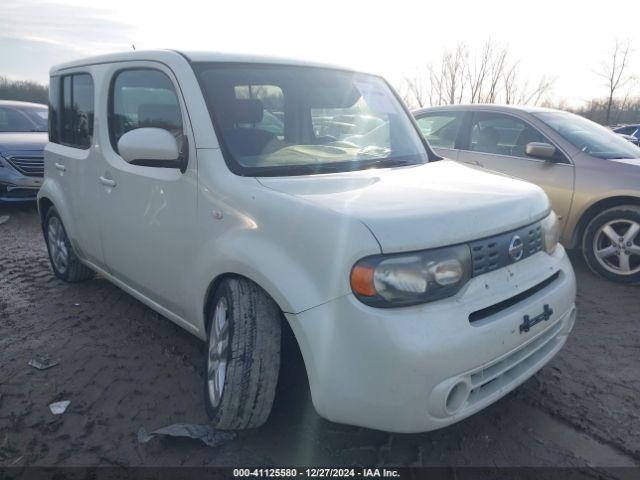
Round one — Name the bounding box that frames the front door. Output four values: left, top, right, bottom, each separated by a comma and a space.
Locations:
458, 111, 575, 232
96, 63, 198, 324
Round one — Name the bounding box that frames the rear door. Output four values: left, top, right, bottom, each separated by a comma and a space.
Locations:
414, 111, 465, 160
96, 62, 197, 323
457, 111, 575, 231
47, 71, 104, 266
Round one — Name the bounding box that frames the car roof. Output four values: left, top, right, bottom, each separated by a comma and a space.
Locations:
50, 49, 365, 75
412, 104, 564, 116
0, 100, 47, 109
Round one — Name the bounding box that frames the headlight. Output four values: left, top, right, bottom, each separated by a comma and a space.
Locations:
350, 244, 471, 307
541, 211, 560, 254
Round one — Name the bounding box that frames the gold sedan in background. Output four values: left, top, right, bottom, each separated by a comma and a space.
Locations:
413, 105, 640, 284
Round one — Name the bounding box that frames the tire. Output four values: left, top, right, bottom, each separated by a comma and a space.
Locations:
582, 205, 640, 284
44, 207, 94, 282
204, 277, 281, 429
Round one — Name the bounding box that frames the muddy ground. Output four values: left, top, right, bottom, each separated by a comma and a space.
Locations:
0, 203, 638, 469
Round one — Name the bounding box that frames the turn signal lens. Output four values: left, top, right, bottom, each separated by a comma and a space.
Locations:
350, 264, 377, 297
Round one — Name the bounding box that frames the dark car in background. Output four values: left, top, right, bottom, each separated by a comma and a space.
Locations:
613, 124, 640, 146
0, 100, 48, 201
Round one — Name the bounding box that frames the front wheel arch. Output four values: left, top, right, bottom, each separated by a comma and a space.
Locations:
571, 196, 640, 249
38, 197, 54, 226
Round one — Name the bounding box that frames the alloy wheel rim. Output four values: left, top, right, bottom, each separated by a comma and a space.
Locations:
207, 297, 230, 409
593, 219, 640, 275
47, 217, 69, 274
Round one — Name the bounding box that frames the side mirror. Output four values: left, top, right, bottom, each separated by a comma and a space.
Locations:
526, 142, 556, 160
117, 128, 180, 166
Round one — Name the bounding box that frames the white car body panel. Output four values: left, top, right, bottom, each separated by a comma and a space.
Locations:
39, 50, 576, 432
258, 159, 551, 253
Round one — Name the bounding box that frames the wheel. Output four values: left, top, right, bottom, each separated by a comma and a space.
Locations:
44, 207, 94, 282
582, 205, 640, 284
204, 277, 281, 429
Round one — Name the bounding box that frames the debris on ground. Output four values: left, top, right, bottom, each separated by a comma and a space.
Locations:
49, 400, 70, 415
137, 423, 236, 448
0, 215, 9, 226
28, 357, 59, 371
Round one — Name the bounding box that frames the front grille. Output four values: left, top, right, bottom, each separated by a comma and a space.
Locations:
469, 221, 543, 276
6, 155, 44, 177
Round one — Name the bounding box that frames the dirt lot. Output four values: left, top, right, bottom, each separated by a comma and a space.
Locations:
1, 203, 639, 469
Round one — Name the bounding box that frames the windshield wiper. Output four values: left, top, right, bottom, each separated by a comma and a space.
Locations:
362, 157, 419, 168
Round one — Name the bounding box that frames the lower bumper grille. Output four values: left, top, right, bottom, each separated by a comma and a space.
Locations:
0, 184, 38, 199
467, 318, 565, 405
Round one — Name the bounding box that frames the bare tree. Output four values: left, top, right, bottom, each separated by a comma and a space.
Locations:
426, 43, 468, 106
503, 64, 555, 106
596, 39, 633, 125
466, 41, 494, 103
402, 73, 429, 109
396, 39, 556, 108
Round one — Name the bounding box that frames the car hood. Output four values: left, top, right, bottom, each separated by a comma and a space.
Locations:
257, 160, 551, 253
610, 158, 640, 167
0, 132, 48, 154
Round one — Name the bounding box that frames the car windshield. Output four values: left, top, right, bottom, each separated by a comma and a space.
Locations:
0, 105, 48, 133
534, 111, 640, 160
195, 63, 428, 176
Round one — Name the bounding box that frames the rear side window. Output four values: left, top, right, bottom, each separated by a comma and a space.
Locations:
109, 69, 184, 153
0, 107, 38, 133
415, 113, 463, 149
50, 73, 94, 149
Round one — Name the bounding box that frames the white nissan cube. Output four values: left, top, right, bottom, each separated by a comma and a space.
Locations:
38, 50, 576, 433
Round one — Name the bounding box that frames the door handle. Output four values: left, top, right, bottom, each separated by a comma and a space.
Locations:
99, 176, 117, 188
54, 162, 66, 172
464, 160, 482, 166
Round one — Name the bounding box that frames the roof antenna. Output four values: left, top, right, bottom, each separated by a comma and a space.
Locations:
132, 44, 136, 51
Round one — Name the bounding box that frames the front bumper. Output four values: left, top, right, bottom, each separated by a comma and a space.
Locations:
0, 166, 42, 202
286, 246, 576, 433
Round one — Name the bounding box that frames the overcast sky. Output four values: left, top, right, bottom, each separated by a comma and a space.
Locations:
0, 0, 638, 106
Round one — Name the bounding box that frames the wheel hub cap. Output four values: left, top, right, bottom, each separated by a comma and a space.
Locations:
47, 217, 69, 273
207, 297, 230, 408
593, 219, 640, 275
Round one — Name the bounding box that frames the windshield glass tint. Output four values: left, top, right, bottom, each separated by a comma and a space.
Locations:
534, 111, 640, 159
195, 64, 428, 175
0, 106, 48, 132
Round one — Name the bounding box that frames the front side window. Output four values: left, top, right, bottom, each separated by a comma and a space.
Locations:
195, 64, 428, 176
468, 112, 550, 159
415, 113, 462, 149
57, 73, 94, 148
109, 69, 184, 156
535, 112, 640, 160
